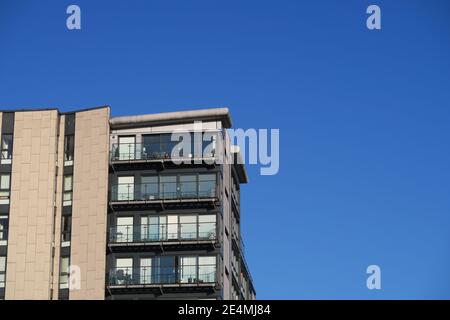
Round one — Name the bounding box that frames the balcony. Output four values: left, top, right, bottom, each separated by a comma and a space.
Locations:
108, 222, 217, 250
109, 182, 218, 208
110, 142, 217, 168
0, 152, 12, 165
107, 265, 217, 293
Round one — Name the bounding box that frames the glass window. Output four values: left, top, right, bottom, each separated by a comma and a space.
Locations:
64, 135, 74, 166
141, 134, 176, 160
141, 176, 158, 200
142, 134, 162, 159
167, 215, 178, 240
198, 256, 216, 283
0, 216, 8, 245
180, 215, 197, 239
0, 174, 10, 204
140, 216, 149, 241
117, 176, 134, 201
180, 175, 197, 198
0, 256, 5, 288
198, 174, 216, 198
63, 176, 72, 191
179, 256, 197, 283
160, 176, 177, 199
115, 217, 133, 243
59, 257, 70, 289
61, 216, 71, 247
114, 258, 133, 285
199, 215, 216, 239
63, 175, 73, 206
160, 134, 174, 159
0, 174, 10, 190
140, 258, 152, 284
118, 136, 135, 161
1, 134, 13, 164
154, 256, 175, 284
141, 216, 167, 241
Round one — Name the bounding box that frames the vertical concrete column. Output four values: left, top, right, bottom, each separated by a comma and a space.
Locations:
51, 115, 66, 299
70, 107, 109, 300
6, 110, 59, 300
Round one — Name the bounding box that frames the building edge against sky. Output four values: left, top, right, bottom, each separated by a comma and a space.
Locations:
0, 106, 255, 300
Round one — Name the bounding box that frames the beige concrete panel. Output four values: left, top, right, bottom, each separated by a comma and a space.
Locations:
6, 110, 59, 300
69, 107, 109, 300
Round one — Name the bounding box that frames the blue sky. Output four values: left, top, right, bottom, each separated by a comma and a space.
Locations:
1, 0, 450, 299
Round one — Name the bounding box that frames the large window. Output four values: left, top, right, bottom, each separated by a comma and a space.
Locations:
142, 134, 176, 160
0, 256, 5, 288
0, 216, 8, 246
160, 176, 177, 199
199, 174, 216, 197
114, 258, 133, 285
110, 214, 216, 243
198, 256, 216, 283
1, 134, 13, 164
199, 215, 216, 239
180, 215, 197, 239
154, 256, 176, 284
59, 256, 70, 289
141, 216, 167, 241
109, 256, 216, 286
117, 176, 134, 201
178, 256, 216, 284
118, 136, 135, 161
167, 215, 178, 240
140, 132, 218, 160
112, 173, 217, 202
0, 174, 10, 205
180, 175, 197, 198
140, 258, 152, 284
179, 256, 197, 283
64, 135, 74, 166
115, 217, 133, 243
63, 175, 73, 206
61, 216, 71, 247
141, 176, 158, 200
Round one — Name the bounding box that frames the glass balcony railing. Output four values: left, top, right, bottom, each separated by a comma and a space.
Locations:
110, 142, 216, 162
108, 265, 216, 286
109, 222, 217, 244
110, 182, 217, 202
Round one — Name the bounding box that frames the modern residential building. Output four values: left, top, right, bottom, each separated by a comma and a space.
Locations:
0, 106, 255, 300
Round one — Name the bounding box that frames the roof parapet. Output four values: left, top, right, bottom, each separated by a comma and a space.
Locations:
231, 145, 248, 184
110, 107, 232, 129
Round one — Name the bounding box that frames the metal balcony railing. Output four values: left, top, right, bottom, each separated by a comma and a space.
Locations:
108, 265, 216, 286
110, 182, 217, 202
109, 222, 216, 244
110, 142, 216, 162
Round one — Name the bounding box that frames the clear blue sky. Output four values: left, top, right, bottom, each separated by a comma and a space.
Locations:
1, 0, 450, 299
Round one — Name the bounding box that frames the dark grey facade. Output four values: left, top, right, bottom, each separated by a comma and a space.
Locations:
105, 108, 255, 300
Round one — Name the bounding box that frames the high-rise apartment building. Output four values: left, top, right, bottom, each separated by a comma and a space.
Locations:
0, 106, 255, 300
